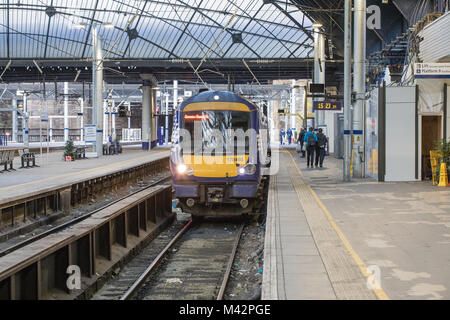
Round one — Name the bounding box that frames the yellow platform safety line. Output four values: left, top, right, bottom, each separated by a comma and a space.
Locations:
0, 150, 169, 193
285, 150, 390, 300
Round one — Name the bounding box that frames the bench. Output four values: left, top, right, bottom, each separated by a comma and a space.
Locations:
0, 149, 17, 172
103, 142, 122, 155
75, 146, 86, 159
19, 148, 38, 168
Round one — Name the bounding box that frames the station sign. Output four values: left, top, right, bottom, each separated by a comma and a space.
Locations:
84, 125, 96, 143
313, 101, 342, 111
41, 112, 49, 122
415, 63, 450, 79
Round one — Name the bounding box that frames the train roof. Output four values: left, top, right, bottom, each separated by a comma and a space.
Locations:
178, 91, 257, 112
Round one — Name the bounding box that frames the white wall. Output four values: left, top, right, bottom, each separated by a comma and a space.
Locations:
447, 85, 450, 140
385, 86, 418, 182
323, 110, 343, 154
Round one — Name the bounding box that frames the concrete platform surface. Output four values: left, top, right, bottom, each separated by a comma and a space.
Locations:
263, 147, 450, 300
0, 147, 169, 205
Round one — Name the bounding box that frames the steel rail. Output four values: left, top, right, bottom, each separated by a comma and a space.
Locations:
0, 174, 171, 258
120, 219, 193, 300
217, 223, 245, 300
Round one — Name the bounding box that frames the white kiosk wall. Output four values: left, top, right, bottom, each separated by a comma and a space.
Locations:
385, 86, 418, 182
447, 85, 450, 140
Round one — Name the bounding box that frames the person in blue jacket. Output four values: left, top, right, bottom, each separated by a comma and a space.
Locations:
304, 127, 318, 168
280, 129, 286, 145
287, 128, 293, 144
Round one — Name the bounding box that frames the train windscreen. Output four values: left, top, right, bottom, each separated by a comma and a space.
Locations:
181, 110, 252, 155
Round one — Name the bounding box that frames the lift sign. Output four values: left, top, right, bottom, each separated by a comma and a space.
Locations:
313, 101, 342, 111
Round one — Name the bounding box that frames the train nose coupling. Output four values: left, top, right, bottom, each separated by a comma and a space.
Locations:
186, 198, 196, 207
240, 199, 249, 209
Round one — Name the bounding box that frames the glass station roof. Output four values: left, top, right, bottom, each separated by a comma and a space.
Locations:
0, 0, 315, 60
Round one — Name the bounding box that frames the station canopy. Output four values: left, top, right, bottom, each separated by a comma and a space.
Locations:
0, 0, 315, 60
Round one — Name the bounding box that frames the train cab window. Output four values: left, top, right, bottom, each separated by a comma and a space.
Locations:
181, 110, 252, 155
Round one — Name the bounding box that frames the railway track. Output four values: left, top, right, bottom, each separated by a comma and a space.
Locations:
0, 173, 171, 258
92, 219, 245, 300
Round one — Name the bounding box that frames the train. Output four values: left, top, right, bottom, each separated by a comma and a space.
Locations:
170, 90, 270, 218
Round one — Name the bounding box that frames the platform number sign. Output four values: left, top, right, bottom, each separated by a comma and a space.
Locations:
313, 101, 342, 111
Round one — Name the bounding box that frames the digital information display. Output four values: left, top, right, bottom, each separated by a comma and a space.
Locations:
313, 101, 342, 111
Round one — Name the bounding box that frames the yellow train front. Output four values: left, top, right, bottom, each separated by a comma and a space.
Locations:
170, 91, 270, 217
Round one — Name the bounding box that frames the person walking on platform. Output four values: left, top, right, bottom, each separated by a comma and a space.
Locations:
304, 127, 317, 168
315, 128, 327, 168
280, 129, 286, 145
287, 128, 293, 145
297, 128, 306, 158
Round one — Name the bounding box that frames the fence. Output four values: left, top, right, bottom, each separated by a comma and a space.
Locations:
121, 128, 141, 142
0, 135, 8, 146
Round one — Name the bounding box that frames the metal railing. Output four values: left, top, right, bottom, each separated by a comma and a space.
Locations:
0, 135, 8, 146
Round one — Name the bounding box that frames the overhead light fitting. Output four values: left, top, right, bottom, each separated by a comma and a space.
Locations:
74, 69, 81, 82
312, 22, 323, 29
74, 23, 87, 29
232, 33, 243, 44
103, 23, 114, 29
33, 60, 43, 74
126, 28, 139, 40
0, 59, 12, 80
45, 6, 57, 18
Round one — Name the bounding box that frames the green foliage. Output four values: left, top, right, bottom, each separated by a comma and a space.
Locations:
434, 139, 450, 176
435, 139, 450, 165
63, 139, 75, 159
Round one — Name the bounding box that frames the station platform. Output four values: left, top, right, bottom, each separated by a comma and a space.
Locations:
0, 147, 169, 206
263, 148, 450, 300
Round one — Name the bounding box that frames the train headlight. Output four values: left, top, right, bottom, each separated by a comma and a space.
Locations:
239, 164, 256, 175
177, 164, 193, 175
177, 164, 187, 174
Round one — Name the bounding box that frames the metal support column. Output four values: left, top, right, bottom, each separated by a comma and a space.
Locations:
165, 92, 169, 145
92, 26, 103, 157
111, 100, 116, 140
352, 0, 366, 178
343, 0, 353, 182
314, 23, 325, 127
291, 80, 296, 130
319, 29, 326, 126
103, 100, 108, 143
49, 118, 53, 142
141, 83, 152, 150
80, 98, 84, 142
64, 82, 69, 142
173, 80, 178, 136
23, 94, 29, 148
127, 101, 131, 132
12, 98, 17, 142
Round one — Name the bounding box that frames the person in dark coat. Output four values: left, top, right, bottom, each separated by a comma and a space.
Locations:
304, 127, 318, 168
297, 128, 306, 158
315, 128, 328, 168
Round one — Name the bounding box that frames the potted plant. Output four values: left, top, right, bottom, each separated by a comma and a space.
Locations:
63, 139, 76, 161
434, 139, 450, 177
